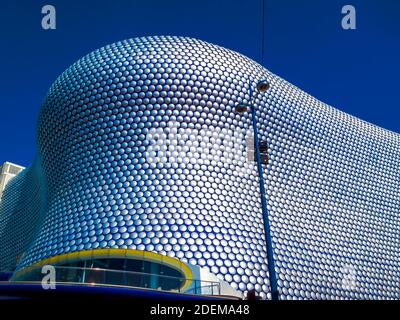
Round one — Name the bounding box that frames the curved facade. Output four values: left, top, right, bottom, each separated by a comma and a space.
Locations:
1, 36, 399, 299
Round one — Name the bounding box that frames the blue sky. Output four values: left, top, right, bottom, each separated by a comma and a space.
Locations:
0, 0, 399, 166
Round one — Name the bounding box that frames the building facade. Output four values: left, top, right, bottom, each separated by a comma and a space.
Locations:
0, 162, 25, 201
0, 36, 399, 299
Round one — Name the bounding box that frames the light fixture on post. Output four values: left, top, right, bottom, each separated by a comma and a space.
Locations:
234, 79, 278, 300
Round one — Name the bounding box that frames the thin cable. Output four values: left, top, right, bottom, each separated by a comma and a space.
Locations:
261, 0, 265, 67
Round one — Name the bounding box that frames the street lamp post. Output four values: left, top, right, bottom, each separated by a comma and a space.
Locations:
235, 80, 279, 300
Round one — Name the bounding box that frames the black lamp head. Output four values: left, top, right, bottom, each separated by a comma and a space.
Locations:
234, 104, 249, 113
256, 80, 270, 93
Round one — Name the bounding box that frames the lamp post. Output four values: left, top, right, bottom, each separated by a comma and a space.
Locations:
235, 79, 279, 300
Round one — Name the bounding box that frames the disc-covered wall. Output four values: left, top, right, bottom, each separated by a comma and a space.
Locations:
1, 36, 399, 299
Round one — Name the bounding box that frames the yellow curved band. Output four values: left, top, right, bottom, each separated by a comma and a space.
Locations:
13, 249, 193, 292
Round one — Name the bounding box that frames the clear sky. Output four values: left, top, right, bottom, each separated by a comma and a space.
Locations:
1, 0, 399, 166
